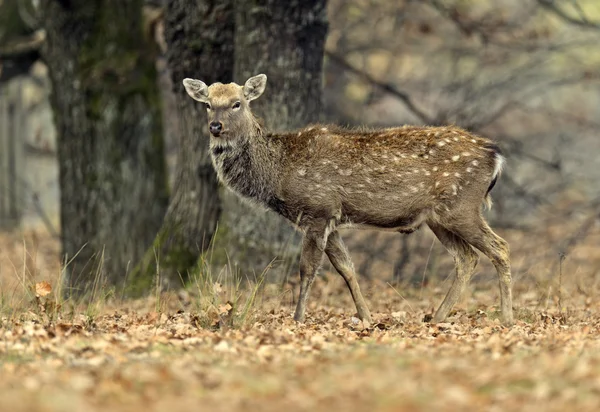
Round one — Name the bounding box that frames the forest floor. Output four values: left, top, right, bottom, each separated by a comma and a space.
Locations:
2, 228, 600, 412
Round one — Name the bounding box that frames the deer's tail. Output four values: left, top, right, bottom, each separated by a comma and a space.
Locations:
483, 144, 505, 210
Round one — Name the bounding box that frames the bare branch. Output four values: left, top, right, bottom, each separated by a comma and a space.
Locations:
426, 0, 539, 44
325, 50, 436, 125
537, 0, 600, 29
502, 174, 553, 207
0, 29, 45, 59
17, 0, 40, 30
558, 195, 600, 255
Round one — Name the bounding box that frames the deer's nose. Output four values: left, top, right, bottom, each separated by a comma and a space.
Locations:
209, 121, 223, 136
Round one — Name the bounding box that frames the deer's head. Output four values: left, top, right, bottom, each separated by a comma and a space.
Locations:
183, 74, 267, 140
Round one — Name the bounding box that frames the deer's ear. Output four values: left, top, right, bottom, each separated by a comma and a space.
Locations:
183, 78, 209, 103
243, 74, 267, 102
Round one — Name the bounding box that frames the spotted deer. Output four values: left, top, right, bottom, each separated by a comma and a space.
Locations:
182, 74, 514, 325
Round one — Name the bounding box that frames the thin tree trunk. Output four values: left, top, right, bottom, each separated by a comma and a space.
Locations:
215, 0, 328, 280
126, 0, 233, 294
41, 0, 168, 297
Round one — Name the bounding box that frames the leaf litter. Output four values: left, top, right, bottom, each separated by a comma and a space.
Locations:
1, 276, 600, 412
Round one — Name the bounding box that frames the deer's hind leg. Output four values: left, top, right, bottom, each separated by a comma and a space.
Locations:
325, 231, 372, 323
446, 217, 513, 325
428, 224, 480, 323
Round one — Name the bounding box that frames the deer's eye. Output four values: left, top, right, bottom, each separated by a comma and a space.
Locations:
232, 101, 241, 109
205, 103, 211, 110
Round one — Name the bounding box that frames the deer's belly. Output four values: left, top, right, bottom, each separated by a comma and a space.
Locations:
339, 207, 429, 233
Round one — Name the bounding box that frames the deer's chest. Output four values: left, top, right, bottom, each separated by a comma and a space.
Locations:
210, 145, 268, 203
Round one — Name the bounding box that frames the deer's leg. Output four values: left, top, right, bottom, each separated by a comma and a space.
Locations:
325, 231, 372, 323
429, 224, 479, 323
449, 218, 513, 325
293, 225, 328, 323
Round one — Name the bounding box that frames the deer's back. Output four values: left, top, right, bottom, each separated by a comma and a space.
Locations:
270, 124, 500, 229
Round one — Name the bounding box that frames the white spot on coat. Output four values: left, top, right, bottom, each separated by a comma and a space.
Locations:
452, 155, 460, 161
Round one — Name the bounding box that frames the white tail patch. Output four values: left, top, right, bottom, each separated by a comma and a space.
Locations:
492, 152, 506, 180
484, 152, 506, 210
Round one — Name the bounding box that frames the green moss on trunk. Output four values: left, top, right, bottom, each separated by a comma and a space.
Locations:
126, 0, 234, 294
124, 222, 199, 297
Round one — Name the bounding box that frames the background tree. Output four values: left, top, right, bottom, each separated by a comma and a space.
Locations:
127, 0, 234, 293
215, 0, 329, 280
40, 0, 168, 297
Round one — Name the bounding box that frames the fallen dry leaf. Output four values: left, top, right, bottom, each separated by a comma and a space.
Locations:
35, 281, 52, 297
3, 228, 600, 412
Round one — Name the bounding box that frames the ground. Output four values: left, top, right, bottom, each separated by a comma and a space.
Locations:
2, 227, 600, 412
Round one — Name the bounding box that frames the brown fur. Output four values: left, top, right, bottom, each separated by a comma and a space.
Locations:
182, 75, 513, 325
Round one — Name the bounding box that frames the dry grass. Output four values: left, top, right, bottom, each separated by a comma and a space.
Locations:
2, 227, 600, 412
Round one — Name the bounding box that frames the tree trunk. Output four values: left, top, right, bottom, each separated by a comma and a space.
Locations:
215, 0, 328, 280
126, 0, 234, 294
40, 0, 168, 298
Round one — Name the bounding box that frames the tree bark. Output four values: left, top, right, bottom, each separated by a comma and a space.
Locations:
216, 0, 328, 279
40, 0, 168, 297
126, 0, 234, 294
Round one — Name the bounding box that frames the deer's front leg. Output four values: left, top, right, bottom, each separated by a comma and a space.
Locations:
293, 226, 328, 323
325, 231, 372, 323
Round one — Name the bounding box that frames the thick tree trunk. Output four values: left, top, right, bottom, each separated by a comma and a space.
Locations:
216, 0, 328, 280
41, 0, 168, 297
126, 0, 233, 294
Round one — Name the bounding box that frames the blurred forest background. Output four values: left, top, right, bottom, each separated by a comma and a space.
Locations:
1, 0, 600, 300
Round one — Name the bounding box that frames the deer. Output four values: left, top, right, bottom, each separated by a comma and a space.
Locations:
182, 74, 514, 326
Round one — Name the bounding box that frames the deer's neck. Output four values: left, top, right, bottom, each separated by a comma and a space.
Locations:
210, 124, 281, 206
